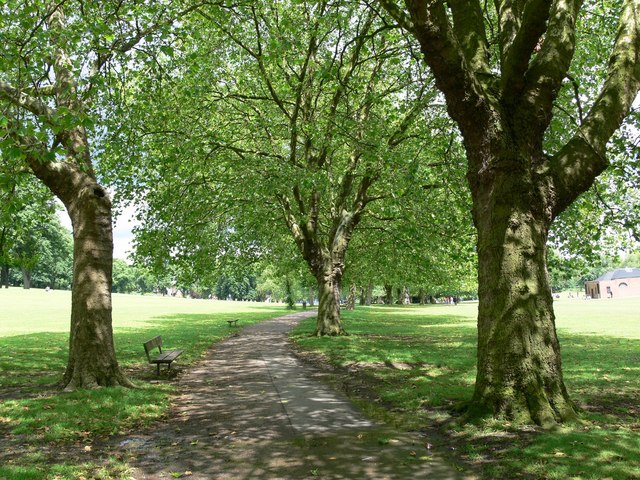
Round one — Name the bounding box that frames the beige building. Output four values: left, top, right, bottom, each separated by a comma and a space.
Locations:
584, 268, 640, 299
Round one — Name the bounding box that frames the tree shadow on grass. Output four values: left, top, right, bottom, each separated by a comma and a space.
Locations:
561, 333, 640, 418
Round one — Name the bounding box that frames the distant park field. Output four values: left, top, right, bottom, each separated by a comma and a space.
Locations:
1, 286, 638, 339
0, 287, 286, 337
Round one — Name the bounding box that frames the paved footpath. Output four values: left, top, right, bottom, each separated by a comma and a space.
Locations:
119, 311, 467, 479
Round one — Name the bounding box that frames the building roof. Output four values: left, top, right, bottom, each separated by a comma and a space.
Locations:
596, 268, 640, 281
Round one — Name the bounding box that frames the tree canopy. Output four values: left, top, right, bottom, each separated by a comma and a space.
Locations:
105, 0, 475, 335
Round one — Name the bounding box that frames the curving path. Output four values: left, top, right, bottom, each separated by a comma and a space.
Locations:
119, 310, 466, 479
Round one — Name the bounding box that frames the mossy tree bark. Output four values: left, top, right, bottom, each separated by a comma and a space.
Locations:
469, 151, 576, 425
380, 0, 640, 425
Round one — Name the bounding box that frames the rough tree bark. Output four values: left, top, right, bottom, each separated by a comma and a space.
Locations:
380, 0, 640, 425
25, 144, 133, 390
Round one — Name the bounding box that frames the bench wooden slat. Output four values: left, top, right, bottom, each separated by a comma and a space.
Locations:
152, 350, 184, 363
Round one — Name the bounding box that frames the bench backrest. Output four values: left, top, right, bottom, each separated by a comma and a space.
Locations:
143, 335, 163, 362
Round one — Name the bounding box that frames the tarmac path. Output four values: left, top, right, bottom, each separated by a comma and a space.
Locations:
120, 310, 465, 479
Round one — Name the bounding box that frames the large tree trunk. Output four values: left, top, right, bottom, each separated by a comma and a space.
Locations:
468, 161, 577, 426
380, 0, 640, 427
28, 158, 133, 390
61, 184, 132, 389
314, 262, 347, 336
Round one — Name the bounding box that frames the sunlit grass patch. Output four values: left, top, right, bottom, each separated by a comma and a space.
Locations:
0, 457, 132, 480
1, 385, 172, 442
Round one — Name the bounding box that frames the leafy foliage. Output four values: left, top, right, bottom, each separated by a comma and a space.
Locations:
0, 174, 72, 289
102, 1, 474, 307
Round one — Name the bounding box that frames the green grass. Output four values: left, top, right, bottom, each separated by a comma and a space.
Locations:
0, 287, 285, 479
291, 298, 640, 480
2, 288, 639, 479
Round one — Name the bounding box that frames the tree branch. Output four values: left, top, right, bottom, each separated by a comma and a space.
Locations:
549, 0, 640, 217
499, 0, 552, 99
318, 9, 375, 168
381, 0, 490, 140
0, 81, 57, 122
448, 0, 491, 75
376, 0, 414, 31
521, 0, 581, 131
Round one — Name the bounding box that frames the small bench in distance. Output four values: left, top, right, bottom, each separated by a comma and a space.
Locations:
226, 319, 239, 327
143, 335, 184, 376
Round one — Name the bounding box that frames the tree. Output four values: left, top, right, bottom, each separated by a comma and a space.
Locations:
0, 1, 188, 388
0, 2, 132, 388
108, 0, 457, 336
378, 0, 640, 425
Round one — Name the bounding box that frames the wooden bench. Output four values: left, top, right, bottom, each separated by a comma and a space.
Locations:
143, 336, 184, 376
226, 319, 239, 327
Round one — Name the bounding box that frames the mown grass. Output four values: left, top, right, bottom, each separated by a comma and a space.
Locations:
291, 298, 640, 480
0, 287, 285, 480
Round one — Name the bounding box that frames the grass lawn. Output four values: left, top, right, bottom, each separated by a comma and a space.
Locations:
291, 297, 640, 480
2, 288, 638, 479
0, 287, 285, 480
